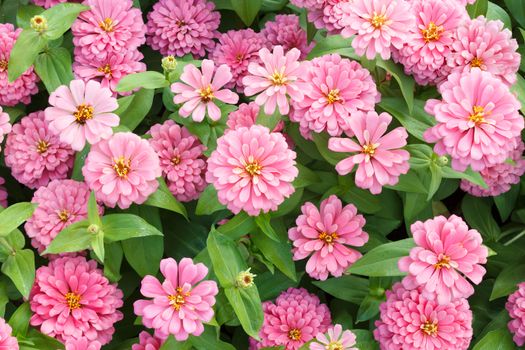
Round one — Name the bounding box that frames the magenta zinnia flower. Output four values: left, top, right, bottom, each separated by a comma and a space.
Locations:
0, 106, 11, 149
0, 177, 7, 208
424, 69, 523, 171
4, 111, 75, 189
171, 59, 239, 122
206, 125, 298, 216
261, 15, 313, 59
0, 317, 18, 350
0, 23, 39, 106
45, 79, 120, 151
25, 179, 103, 254
148, 120, 207, 202
65, 338, 101, 350
146, 0, 220, 57
507, 282, 525, 346
132, 331, 163, 350
31, 0, 82, 8
134, 258, 219, 341
398, 215, 488, 304
226, 102, 284, 132
311, 0, 353, 35
30, 256, 124, 345
250, 288, 332, 350
329, 111, 410, 194
292, 54, 380, 137
288, 195, 368, 280
72, 0, 146, 61
310, 324, 357, 350
82, 132, 161, 209
374, 281, 473, 350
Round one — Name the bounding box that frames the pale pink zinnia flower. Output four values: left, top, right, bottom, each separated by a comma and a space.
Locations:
507, 282, 525, 346
25, 179, 104, 254
374, 281, 473, 350
171, 59, 238, 122
0, 23, 39, 106
424, 69, 523, 171
341, 0, 414, 60
0, 317, 18, 350
72, 0, 146, 61
134, 258, 219, 341
82, 132, 161, 209
31, 0, 82, 9
243, 46, 307, 115
398, 215, 488, 304
261, 15, 313, 59
45, 79, 119, 151
0, 177, 7, 208
310, 324, 358, 350
148, 120, 207, 202
250, 288, 332, 350
226, 102, 284, 133
4, 111, 75, 189
132, 331, 163, 350
146, 0, 220, 57
288, 195, 368, 280
0, 106, 11, 149
292, 54, 380, 137
311, 0, 354, 35
65, 338, 102, 350
206, 125, 298, 216
329, 111, 410, 194
30, 256, 124, 345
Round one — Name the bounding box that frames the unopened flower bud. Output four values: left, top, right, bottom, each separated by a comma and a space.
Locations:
162, 56, 177, 72
235, 268, 256, 289
30, 15, 48, 33
87, 224, 100, 234
437, 156, 449, 166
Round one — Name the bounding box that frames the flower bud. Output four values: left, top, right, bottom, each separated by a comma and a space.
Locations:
162, 56, 177, 72
235, 268, 256, 289
30, 15, 48, 33
87, 224, 100, 234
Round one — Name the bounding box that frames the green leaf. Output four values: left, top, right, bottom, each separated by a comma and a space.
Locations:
103, 242, 123, 282
115, 71, 169, 92
41, 3, 89, 40
486, 2, 512, 28
1, 249, 35, 298
20, 329, 66, 350
467, 0, 488, 18
87, 191, 101, 226
356, 295, 382, 323
91, 230, 105, 262
196, 185, 226, 216
0, 202, 37, 237
159, 336, 192, 350
472, 328, 515, 350
122, 236, 163, 277
307, 35, 358, 60
386, 170, 428, 194
254, 213, 280, 242
349, 239, 415, 277
190, 325, 236, 350
378, 98, 435, 141
101, 214, 163, 242
230, 0, 262, 26
17, 5, 44, 29
216, 212, 256, 240
313, 275, 369, 304
376, 59, 415, 113
294, 164, 320, 189
256, 107, 281, 131
224, 287, 263, 340
71, 144, 90, 181
145, 178, 188, 219
504, 0, 525, 28
442, 165, 487, 189
312, 132, 348, 166
511, 74, 525, 115
494, 184, 520, 221
207, 229, 245, 286
8, 29, 47, 82
116, 88, 155, 131
34, 47, 74, 93
461, 195, 500, 241
42, 220, 92, 255
9, 302, 31, 337
490, 263, 525, 300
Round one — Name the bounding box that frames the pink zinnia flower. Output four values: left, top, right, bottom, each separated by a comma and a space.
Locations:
206, 125, 298, 216
4, 111, 75, 189
209, 29, 265, 93
447, 16, 520, 86
0, 177, 7, 208
25, 179, 103, 254
290, 0, 325, 9
134, 258, 219, 341
292, 54, 380, 137
288, 195, 368, 280
45, 79, 119, 151
507, 282, 525, 346
65, 338, 101, 350
148, 120, 207, 202
250, 288, 332, 350
261, 15, 313, 59
0, 106, 11, 148
73, 49, 146, 96
243, 46, 307, 115
82, 132, 161, 209
31, 0, 82, 8
146, 0, 220, 57
310, 0, 353, 35
374, 281, 473, 350
398, 215, 488, 304
132, 331, 163, 350
72, 0, 146, 61
30, 256, 124, 345
0, 23, 39, 106
329, 111, 410, 194
424, 69, 523, 171
171, 59, 238, 122
310, 324, 357, 350
226, 102, 284, 132
341, 0, 414, 60
0, 317, 17, 350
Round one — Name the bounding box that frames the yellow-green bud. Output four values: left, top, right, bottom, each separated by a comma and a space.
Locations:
87, 224, 100, 234
235, 268, 256, 289
30, 15, 48, 33
162, 56, 177, 72
437, 156, 449, 166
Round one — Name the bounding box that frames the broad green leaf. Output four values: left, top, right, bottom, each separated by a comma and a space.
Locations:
196, 185, 226, 216
386, 170, 428, 194
9, 302, 31, 337
254, 213, 280, 242
467, 0, 488, 18
8, 29, 46, 82
17, 4, 44, 29
2, 249, 35, 298
230, 0, 262, 26
461, 195, 500, 241
71, 144, 90, 181
87, 191, 101, 226
472, 328, 515, 350
20, 329, 65, 350
103, 242, 123, 282
337, 184, 382, 214
307, 35, 358, 60
356, 295, 383, 323
257, 271, 298, 300
41, 3, 89, 39
378, 98, 434, 141
117, 88, 155, 130
261, 0, 287, 12
442, 165, 487, 189
43, 220, 91, 254
349, 239, 414, 277
0, 202, 36, 237
34, 47, 74, 93
486, 2, 511, 28
224, 287, 263, 340
494, 184, 520, 221
207, 229, 245, 286
216, 212, 256, 240
101, 214, 163, 242
490, 263, 525, 300
313, 275, 369, 304
122, 236, 163, 277
91, 230, 105, 262
256, 107, 281, 131
294, 164, 320, 189
190, 325, 236, 350
504, 0, 525, 28
145, 178, 188, 219
511, 74, 525, 115
312, 132, 348, 166
159, 336, 192, 350
376, 59, 415, 113
115, 71, 169, 92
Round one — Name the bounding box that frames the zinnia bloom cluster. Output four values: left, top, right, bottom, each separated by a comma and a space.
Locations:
0, 317, 17, 350
132, 331, 163, 350
206, 125, 298, 216
288, 195, 368, 280
134, 258, 219, 341
506, 282, 525, 346
261, 15, 313, 59
310, 324, 358, 350
30, 256, 124, 345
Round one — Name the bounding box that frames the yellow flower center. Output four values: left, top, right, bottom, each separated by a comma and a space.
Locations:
469, 105, 488, 125
433, 254, 451, 269
318, 232, 338, 244
326, 341, 344, 350
36, 140, 50, 154
65, 292, 82, 310
58, 209, 70, 222
99, 18, 114, 32
288, 328, 302, 341
326, 89, 341, 104
421, 22, 444, 43
113, 157, 131, 178
168, 287, 190, 311
0, 60, 8, 72
74, 104, 94, 125
245, 162, 262, 176
200, 86, 214, 103
269, 71, 287, 86
97, 63, 112, 76
370, 12, 387, 28
470, 57, 484, 68
362, 144, 377, 156
421, 321, 438, 336
171, 155, 181, 165
176, 20, 186, 27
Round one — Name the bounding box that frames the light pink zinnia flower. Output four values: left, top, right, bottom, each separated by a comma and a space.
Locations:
292, 54, 380, 137
65, 338, 102, 350
243, 46, 307, 115
447, 16, 520, 86
72, 0, 146, 61
226, 102, 284, 132
209, 29, 265, 93
374, 281, 473, 350
310, 0, 353, 35
31, 0, 82, 8
0, 23, 39, 106
171, 59, 238, 122
82, 132, 161, 209
507, 282, 525, 346
288, 195, 368, 280
261, 15, 313, 59
4, 111, 75, 189
0, 106, 11, 148
424, 69, 523, 171
132, 331, 163, 350
0, 177, 7, 208
250, 288, 332, 350
45, 79, 119, 151
146, 0, 220, 57
73, 49, 146, 96
329, 111, 410, 194
310, 324, 357, 350
25, 179, 104, 254
148, 120, 207, 202
341, 0, 414, 60
398, 215, 488, 304
206, 125, 298, 216
134, 258, 219, 341
0, 317, 18, 350
30, 256, 124, 345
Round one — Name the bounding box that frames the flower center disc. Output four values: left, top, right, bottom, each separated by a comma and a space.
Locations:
288, 328, 301, 341
269, 71, 286, 86
421, 321, 439, 336
36, 139, 50, 154
99, 17, 114, 32
113, 157, 131, 178
65, 292, 82, 310
0, 60, 8, 72
470, 57, 484, 68
200, 86, 214, 103
370, 12, 387, 28
469, 105, 488, 125
327, 341, 344, 350
326, 89, 341, 104
58, 209, 70, 222
98, 64, 112, 76
434, 254, 451, 269
74, 104, 94, 125
362, 144, 377, 156
421, 22, 444, 43
318, 232, 338, 244
171, 155, 181, 165
245, 162, 262, 176
168, 287, 190, 311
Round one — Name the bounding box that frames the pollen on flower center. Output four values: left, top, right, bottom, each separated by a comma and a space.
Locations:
99, 17, 114, 32
74, 104, 94, 125
362, 144, 377, 156
470, 57, 484, 68
176, 19, 186, 27
370, 12, 387, 29
327, 341, 344, 350
421, 22, 444, 43
318, 231, 338, 244
326, 89, 342, 104
0, 59, 8, 72
113, 157, 131, 178
171, 155, 181, 165
97, 64, 112, 76
168, 287, 190, 311
236, 53, 244, 62
58, 209, 70, 222
65, 292, 82, 310
421, 320, 438, 336
200, 86, 214, 103
433, 254, 451, 269
469, 105, 488, 125
288, 328, 301, 341
245, 161, 263, 176
269, 71, 287, 86
36, 139, 50, 154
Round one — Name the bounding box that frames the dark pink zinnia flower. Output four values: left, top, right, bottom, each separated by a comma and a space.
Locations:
132, 331, 163, 350
261, 15, 313, 59
507, 282, 525, 346
65, 338, 101, 350
0, 177, 7, 208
